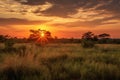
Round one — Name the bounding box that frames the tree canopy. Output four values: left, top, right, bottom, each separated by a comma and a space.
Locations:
28, 29, 52, 45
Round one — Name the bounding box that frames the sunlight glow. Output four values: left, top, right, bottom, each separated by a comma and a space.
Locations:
37, 24, 48, 30
41, 32, 45, 37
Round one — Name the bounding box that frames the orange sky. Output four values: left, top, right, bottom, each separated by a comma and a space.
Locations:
0, 0, 120, 38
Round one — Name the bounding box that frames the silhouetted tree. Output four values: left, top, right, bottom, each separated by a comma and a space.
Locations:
98, 33, 110, 39
98, 33, 111, 44
81, 32, 95, 48
44, 31, 52, 39
0, 35, 8, 42
28, 29, 52, 46
82, 31, 94, 40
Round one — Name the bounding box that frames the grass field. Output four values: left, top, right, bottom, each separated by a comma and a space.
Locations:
0, 43, 120, 80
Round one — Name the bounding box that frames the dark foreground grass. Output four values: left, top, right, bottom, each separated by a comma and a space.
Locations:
0, 43, 120, 80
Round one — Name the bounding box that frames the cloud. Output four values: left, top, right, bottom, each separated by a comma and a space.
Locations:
15, 0, 120, 18
15, 0, 47, 6
0, 18, 48, 26
30, 0, 83, 17
51, 16, 119, 27
31, 2, 53, 15
0, 0, 119, 27
95, 0, 120, 15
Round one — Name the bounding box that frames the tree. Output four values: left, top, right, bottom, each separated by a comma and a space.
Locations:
28, 29, 52, 46
81, 32, 96, 48
0, 35, 8, 42
98, 33, 111, 44
82, 31, 94, 40
98, 33, 110, 39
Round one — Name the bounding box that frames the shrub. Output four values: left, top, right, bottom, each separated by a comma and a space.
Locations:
4, 39, 15, 49
2, 39, 16, 52
81, 39, 95, 48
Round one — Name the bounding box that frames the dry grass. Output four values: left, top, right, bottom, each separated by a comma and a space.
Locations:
0, 43, 120, 80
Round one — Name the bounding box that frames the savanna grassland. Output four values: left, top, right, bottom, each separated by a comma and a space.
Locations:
0, 43, 120, 80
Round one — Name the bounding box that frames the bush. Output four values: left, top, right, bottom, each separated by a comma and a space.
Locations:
4, 39, 15, 49
81, 39, 95, 48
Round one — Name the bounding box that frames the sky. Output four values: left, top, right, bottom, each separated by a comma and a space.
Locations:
0, 0, 120, 38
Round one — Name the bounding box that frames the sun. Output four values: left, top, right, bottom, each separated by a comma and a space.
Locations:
41, 32, 45, 37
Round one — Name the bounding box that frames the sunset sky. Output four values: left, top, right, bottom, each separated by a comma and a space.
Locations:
0, 0, 120, 38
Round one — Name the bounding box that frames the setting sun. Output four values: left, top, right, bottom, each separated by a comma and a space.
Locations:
41, 32, 45, 37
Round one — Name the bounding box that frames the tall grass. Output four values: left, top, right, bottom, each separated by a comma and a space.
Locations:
0, 43, 120, 80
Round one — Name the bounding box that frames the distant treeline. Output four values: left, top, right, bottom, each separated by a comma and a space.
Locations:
0, 35, 120, 44
51, 38, 120, 44
0, 30, 120, 44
